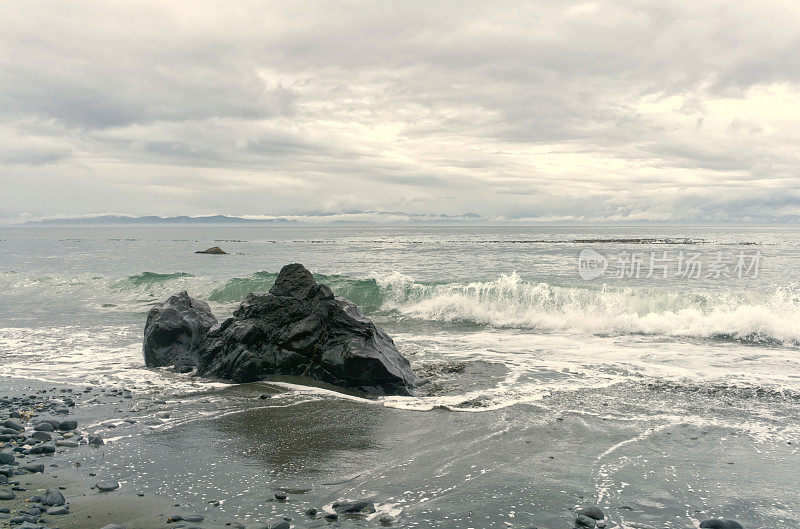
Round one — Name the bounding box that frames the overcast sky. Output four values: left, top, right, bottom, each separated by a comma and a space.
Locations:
2, 1, 800, 223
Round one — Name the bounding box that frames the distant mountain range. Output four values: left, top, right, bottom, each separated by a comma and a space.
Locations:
23, 215, 298, 226
20, 212, 486, 226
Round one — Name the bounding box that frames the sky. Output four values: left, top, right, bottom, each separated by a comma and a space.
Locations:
1, 0, 800, 224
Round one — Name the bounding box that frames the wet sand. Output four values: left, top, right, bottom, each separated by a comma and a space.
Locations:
2, 373, 796, 529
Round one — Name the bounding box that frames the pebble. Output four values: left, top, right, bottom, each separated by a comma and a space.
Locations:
576, 514, 597, 527
58, 420, 78, 431
2, 420, 23, 431
28, 443, 56, 455
184, 514, 204, 522
699, 520, 744, 529
274, 491, 287, 500
39, 489, 65, 506
579, 506, 605, 520
100, 525, 126, 529
332, 499, 376, 514
95, 480, 121, 492
379, 513, 396, 525
46, 505, 69, 515
272, 522, 290, 529
0, 490, 14, 500
34, 422, 54, 432
0, 453, 14, 465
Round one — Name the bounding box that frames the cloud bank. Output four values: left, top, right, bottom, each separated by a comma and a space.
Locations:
2, 1, 800, 223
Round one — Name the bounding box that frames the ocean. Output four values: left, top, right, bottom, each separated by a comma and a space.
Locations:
1, 225, 799, 528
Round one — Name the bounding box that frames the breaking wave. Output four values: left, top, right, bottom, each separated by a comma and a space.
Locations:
375, 272, 800, 345
3, 269, 799, 345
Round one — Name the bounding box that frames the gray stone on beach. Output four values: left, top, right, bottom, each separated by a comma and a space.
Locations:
55, 440, 78, 447
47, 505, 69, 515
699, 520, 744, 529
0, 490, 14, 500
34, 422, 54, 432
57, 420, 77, 431
95, 480, 120, 492
28, 443, 55, 455
184, 514, 204, 522
0, 453, 13, 465
274, 491, 287, 500
22, 463, 44, 473
332, 499, 376, 514
576, 514, 597, 527
379, 513, 396, 525
39, 489, 65, 506
2, 420, 23, 431
88, 435, 104, 446
100, 525, 126, 529
9, 514, 38, 524
30, 431, 51, 441
579, 506, 605, 520
271, 521, 290, 529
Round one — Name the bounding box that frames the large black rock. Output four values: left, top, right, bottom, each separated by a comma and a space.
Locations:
143, 291, 218, 372
196, 263, 418, 395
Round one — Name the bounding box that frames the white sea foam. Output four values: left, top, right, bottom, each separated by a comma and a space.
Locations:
375, 271, 800, 345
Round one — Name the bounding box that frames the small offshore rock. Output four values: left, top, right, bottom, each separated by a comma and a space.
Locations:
95, 480, 120, 492
699, 520, 744, 529
196, 246, 227, 254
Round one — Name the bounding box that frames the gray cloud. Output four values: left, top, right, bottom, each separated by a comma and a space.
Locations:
1, 0, 800, 223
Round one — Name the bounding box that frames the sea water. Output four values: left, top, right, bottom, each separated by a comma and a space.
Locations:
1, 225, 799, 528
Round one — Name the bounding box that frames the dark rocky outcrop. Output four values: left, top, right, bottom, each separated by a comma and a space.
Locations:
143, 291, 218, 372
196, 263, 418, 395
195, 246, 227, 254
